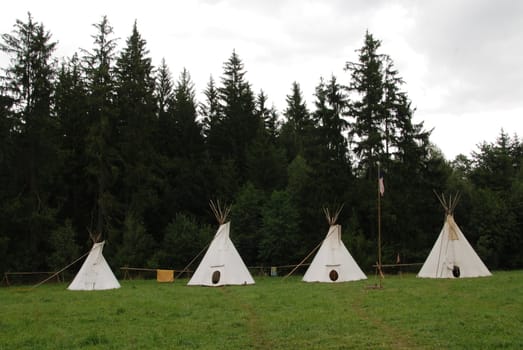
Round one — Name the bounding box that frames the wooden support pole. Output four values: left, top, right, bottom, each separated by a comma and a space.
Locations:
31, 251, 90, 290
377, 163, 383, 288
283, 240, 323, 280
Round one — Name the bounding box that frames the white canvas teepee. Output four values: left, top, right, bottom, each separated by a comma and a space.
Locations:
68, 241, 121, 291
303, 207, 367, 283
418, 193, 491, 279
187, 201, 254, 287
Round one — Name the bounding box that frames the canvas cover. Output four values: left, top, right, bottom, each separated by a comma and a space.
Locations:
187, 222, 254, 286
418, 215, 491, 278
303, 225, 367, 283
68, 241, 121, 290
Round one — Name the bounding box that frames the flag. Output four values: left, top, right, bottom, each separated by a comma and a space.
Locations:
378, 171, 385, 196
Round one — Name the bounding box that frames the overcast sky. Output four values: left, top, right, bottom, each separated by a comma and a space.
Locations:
1, 0, 521, 160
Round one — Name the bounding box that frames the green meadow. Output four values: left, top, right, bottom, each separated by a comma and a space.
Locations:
1, 271, 522, 349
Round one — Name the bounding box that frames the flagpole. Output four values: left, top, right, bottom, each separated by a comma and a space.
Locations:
377, 162, 383, 288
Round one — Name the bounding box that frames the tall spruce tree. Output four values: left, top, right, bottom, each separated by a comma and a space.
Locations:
278, 82, 320, 254
155, 58, 173, 117
203, 51, 257, 199
200, 75, 220, 140
309, 75, 352, 205
245, 122, 287, 192
346, 31, 430, 171
169, 68, 207, 216
345, 31, 438, 264
381, 56, 430, 165
151, 60, 177, 239
0, 81, 15, 274
244, 90, 286, 191
155, 59, 176, 158
279, 81, 313, 161
313, 75, 349, 163
55, 54, 90, 236
83, 16, 119, 238
345, 31, 385, 172
113, 21, 159, 263
171, 68, 203, 157
0, 13, 59, 270
215, 50, 258, 178
114, 20, 158, 218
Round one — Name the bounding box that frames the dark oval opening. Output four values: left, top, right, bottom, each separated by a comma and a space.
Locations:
329, 269, 339, 281
452, 265, 461, 278
212, 270, 221, 284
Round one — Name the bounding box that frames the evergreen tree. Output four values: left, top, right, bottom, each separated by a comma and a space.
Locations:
313, 75, 349, 163
0, 13, 56, 117
285, 155, 323, 256
116, 212, 156, 268
245, 90, 286, 191
154, 59, 176, 158
345, 31, 439, 264
279, 81, 313, 161
149, 59, 178, 239
0, 13, 59, 270
203, 51, 258, 199
114, 20, 158, 219
345, 31, 385, 172
0, 94, 15, 274
160, 213, 213, 268
171, 68, 203, 157
346, 31, 431, 172
47, 220, 80, 272
381, 56, 402, 158
467, 131, 523, 268
82, 16, 119, 238
231, 182, 266, 265
258, 190, 300, 265
169, 68, 207, 216
200, 75, 220, 139
55, 54, 90, 235
382, 57, 430, 165
470, 130, 520, 192
212, 50, 258, 178
245, 123, 287, 192
155, 58, 173, 117
309, 75, 352, 205
255, 90, 279, 139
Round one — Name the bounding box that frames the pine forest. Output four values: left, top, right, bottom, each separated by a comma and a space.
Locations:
1, 14, 522, 278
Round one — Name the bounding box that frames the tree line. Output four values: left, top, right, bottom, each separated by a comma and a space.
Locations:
0, 14, 521, 277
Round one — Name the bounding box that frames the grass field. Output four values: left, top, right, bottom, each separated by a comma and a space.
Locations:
1, 271, 522, 349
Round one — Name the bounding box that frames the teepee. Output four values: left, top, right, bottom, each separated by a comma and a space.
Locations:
418, 193, 491, 278
68, 236, 121, 291
187, 201, 254, 286
302, 207, 367, 283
